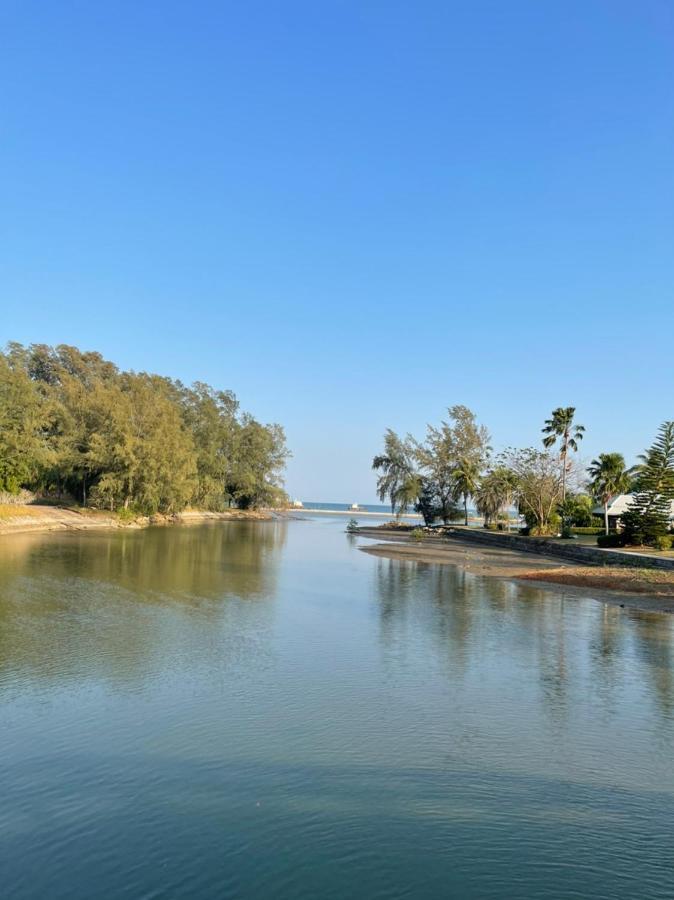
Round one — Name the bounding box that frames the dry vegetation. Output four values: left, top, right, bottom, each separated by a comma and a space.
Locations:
0, 504, 43, 520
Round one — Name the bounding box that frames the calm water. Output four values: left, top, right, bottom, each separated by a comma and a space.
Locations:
1, 517, 673, 899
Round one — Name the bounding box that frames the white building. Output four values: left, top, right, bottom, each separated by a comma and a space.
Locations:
592, 494, 674, 529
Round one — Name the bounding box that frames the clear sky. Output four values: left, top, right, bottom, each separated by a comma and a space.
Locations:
2, 1, 672, 502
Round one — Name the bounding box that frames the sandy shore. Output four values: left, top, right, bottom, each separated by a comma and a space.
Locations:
359, 539, 674, 614
0, 504, 274, 536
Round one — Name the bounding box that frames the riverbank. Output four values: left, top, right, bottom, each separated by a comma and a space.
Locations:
359, 537, 674, 613
0, 504, 274, 536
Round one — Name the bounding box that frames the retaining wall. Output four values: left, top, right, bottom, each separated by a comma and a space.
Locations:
355, 526, 674, 571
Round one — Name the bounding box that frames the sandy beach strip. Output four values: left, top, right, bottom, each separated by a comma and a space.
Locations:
0, 504, 273, 536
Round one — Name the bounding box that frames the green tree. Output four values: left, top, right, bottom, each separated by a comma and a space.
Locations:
621, 423, 674, 546
415, 478, 440, 526
181, 382, 240, 510
503, 447, 563, 535
542, 407, 585, 503
0, 355, 47, 492
452, 456, 481, 526
475, 466, 517, 528
587, 453, 633, 535
372, 429, 417, 518
89, 374, 197, 514
414, 405, 490, 525
0, 342, 289, 513
228, 417, 289, 509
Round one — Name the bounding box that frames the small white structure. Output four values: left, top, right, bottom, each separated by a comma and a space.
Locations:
291, 499, 304, 509
349, 503, 361, 511
592, 494, 674, 529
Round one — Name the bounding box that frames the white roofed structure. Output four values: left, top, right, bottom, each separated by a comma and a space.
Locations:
592, 494, 674, 524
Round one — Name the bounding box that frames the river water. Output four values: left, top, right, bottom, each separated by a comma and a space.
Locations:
1, 517, 673, 899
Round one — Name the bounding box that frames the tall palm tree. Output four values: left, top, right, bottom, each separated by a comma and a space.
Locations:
542, 407, 585, 503
587, 453, 633, 535
452, 456, 481, 526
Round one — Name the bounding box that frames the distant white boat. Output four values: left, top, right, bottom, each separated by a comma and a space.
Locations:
349, 503, 361, 511
291, 499, 304, 508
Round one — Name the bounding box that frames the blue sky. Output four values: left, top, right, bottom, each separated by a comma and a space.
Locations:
2, 1, 673, 502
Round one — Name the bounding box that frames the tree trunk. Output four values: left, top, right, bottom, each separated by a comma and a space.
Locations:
464, 495, 468, 526
604, 502, 609, 535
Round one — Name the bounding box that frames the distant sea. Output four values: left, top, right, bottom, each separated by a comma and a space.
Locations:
301, 501, 394, 513
300, 501, 480, 516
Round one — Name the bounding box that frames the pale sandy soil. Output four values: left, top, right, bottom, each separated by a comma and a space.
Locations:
0, 505, 273, 536
359, 539, 674, 614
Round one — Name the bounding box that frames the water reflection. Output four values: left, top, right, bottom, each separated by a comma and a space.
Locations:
371, 554, 674, 722
0, 522, 287, 690
628, 610, 674, 716
1, 521, 674, 900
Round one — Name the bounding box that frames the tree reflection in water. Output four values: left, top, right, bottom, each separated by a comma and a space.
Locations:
0, 522, 287, 688
371, 553, 674, 723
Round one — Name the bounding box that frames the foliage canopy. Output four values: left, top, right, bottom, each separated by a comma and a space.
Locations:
0, 343, 289, 514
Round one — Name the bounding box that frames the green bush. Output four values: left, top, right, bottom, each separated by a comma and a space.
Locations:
410, 527, 425, 542
571, 526, 604, 535
346, 518, 359, 533
597, 533, 625, 548
655, 535, 673, 551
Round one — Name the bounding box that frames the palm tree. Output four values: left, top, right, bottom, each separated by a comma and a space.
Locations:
452, 456, 481, 526
587, 453, 633, 535
475, 466, 517, 528
542, 407, 585, 503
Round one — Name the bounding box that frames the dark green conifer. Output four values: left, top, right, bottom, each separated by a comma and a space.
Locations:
621, 422, 674, 545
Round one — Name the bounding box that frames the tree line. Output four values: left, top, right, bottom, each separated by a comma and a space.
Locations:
372, 405, 674, 549
0, 343, 289, 514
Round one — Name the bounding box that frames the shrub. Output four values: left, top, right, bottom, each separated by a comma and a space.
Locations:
597, 533, 625, 548
655, 535, 673, 551
346, 518, 359, 533
410, 527, 425, 542
571, 526, 604, 535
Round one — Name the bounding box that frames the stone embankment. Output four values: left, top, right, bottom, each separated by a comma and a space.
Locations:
354, 525, 674, 572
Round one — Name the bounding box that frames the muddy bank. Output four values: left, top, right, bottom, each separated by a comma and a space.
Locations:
0, 504, 274, 536
359, 540, 674, 614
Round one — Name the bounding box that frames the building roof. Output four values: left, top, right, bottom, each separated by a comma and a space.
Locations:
592, 493, 674, 519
